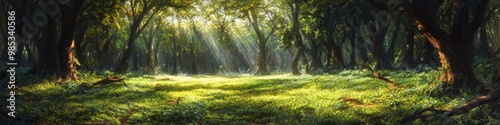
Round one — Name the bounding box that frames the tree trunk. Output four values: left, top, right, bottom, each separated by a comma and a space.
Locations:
365, 16, 391, 70
310, 39, 322, 71
30, 19, 61, 77
246, 10, 270, 75
289, 2, 304, 75
326, 34, 344, 69
386, 15, 403, 65
74, 23, 89, 67
369, 0, 489, 90
476, 26, 490, 56
58, 2, 83, 80
416, 22, 481, 89
171, 36, 178, 75
347, 31, 357, 69
115, 5, 155, 74
401, 24, 416, 68
189, 36, 198, 75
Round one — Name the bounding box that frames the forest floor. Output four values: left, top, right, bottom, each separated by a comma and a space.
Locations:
2, 69, 500, 124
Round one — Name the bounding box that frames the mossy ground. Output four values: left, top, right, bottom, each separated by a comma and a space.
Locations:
1, 69, 500, 124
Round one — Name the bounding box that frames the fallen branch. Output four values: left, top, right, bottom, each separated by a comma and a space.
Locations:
92, 73, 128, 87
360, 64, 398, 88
400, 86, 500, 123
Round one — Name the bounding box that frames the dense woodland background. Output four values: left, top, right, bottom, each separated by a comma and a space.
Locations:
1, 0, 500, 124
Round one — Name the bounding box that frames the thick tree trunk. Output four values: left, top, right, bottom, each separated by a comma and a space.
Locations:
58, 1, 84, 80
369, 0, 489, 90
416, 23, 481, 89
365, 16, 391, 70
30, 19, 61, 77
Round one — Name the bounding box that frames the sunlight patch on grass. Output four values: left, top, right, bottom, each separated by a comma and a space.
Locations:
6, 70, 498, 124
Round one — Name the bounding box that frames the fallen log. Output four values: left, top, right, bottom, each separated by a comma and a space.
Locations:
92, 73, 128, 87
400, 86, 500, 123
360, 64, 398, 88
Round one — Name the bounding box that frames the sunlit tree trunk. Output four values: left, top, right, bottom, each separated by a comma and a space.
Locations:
413, 0, 485, 89
246, 10, 270, 75
57, 0, 85, 80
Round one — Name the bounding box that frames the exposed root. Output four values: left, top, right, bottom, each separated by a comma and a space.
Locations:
360, 64, 398, 88
400, 86, 500, 123
92, 73, 128, 87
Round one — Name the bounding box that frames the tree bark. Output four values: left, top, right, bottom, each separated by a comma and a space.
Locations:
246, 10, 270, 75
289, 1, 305, 75
58, 0, 85, 80
115, 4, 155, 74
401, 23, 416, 68
369, 0, 489, 89
364, 14, 391, 70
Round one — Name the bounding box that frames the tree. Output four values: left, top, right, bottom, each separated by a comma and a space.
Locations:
370, 0, 493, 89
141, 15, 162, 75
217, 0, 278, 75
115, 0, 191, 74
26, 0, 85, 80
287, 0, 306, 75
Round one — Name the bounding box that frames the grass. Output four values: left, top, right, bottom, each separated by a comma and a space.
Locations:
2, 69, 500, 124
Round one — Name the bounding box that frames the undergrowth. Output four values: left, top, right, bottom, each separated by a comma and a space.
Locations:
1, 68, 499, 124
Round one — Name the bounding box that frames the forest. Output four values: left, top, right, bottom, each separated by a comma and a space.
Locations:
1, 0, 500, 124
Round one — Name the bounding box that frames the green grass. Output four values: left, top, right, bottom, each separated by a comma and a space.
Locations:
2, 69, 500, 124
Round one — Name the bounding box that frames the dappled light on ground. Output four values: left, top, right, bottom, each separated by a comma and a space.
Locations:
2, 70, 499, 124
